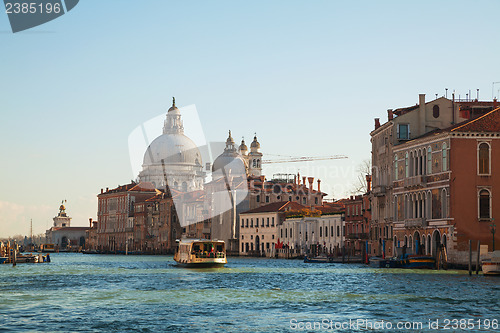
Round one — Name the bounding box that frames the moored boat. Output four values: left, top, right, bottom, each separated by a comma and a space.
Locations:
482, 251, 500, 276
304, 255, 332, 263
174, 239, 227, 268
40, 244, 55, 253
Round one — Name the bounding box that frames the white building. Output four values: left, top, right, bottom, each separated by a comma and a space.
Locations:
46, 202, 87, 250
239, 201, 306, 256
279, 213, 344, 256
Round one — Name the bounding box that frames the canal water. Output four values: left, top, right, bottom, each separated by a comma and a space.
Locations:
1, 253, 499, 332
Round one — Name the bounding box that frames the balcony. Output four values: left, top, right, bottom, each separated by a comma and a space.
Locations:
404, 175, 426, 189
404, 218, 427, 228
372, 185, 386, 196
347, 233, 369, 240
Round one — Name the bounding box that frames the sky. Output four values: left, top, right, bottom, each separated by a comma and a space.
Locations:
1, 0, 500, 237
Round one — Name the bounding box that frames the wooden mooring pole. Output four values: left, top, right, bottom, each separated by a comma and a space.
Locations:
468, 240, 472, 276
476, 240, 481, 275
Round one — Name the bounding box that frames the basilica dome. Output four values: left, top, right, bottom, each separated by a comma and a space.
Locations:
138, 98, 205, 190
143, 133, 202, 167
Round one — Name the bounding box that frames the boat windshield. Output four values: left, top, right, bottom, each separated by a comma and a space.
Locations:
191, 242, 225, 258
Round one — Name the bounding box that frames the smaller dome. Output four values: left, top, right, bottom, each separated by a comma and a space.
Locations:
167, 97, 180, 114
239, 139, 248, 153
250, 135, 260, 149
226, 130, 235, 146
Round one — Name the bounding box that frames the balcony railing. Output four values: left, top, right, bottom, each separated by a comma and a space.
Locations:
404, 175, 426, 188
372, 185, 386, 196
404, 218, 427, 228
346, 233, 369, 240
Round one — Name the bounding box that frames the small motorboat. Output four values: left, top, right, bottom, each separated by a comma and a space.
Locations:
482, 251, 500, 276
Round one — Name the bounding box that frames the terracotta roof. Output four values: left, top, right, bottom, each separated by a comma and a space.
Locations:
241, 201, 306, 214
451, 107, 500, 132
51, 227, 88, 231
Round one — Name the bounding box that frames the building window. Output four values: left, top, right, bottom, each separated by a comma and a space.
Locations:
441, 190, 448, 219
241, 219, 244, 228
242, 235, 244, 240
405, 152, 409, 178
302, 197, 306, 205
272, 217, 275, 226
266, 196, 270, 203
272, 235, 275, 240
478, 142, 490, 175
266, 218, 269, 227
427, 147, 432, 175
442, 143, 448, 171
325, 227, 328, 237
479, 189, 491, 219
256, 195, 260, 203
250, 219, 253, 227
289, 228, 292, 238
337, 226, 340, 237
261, 218, 264, 227
394, 155, 398, 180
331, 226, 334, 237
398, 124, 410, 140
433, 105, 440, 118
289, 196, 292, 201
246, 219, 249, 227
315, 197, 318, 204
285, 228, 287, 238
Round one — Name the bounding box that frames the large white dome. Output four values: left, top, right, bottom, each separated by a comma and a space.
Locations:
143, 133, 202, 167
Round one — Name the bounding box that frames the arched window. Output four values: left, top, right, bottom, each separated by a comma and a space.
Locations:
252, 159, 257, 167
433, 105, 440, 118
479, 189, 491, 219
256, 159, 261, 168
478, 143, 490, 175
394, 154, 398, 180
405, 152, 409, 178
442, 143, 448, 171
441, 189, 448, 218
427, 147, 432, 175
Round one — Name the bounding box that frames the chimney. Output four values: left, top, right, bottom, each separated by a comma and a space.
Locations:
297, 172, 301, 185
317, 179, 321, 192
307, 177, 314, 191
387, 109, 393, 121
374, 118, 380, 130
365, 174, 372, 192
100, 188, 103, 194
494, 98, 498, 109
302, 176, 306, 186
419, 93, 426, 135
89, 218, 93, 228
106, 187, 109, 192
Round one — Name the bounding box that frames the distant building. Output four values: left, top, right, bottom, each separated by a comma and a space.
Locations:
96, 182, 159, 251
279, 210, 344, 256
46, 202, 87, 250
239, 201, 306, 256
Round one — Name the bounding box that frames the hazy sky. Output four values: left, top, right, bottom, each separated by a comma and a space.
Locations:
1, 0, 500, 237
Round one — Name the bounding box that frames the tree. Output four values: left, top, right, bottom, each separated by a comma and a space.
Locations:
350, 159, 371, 195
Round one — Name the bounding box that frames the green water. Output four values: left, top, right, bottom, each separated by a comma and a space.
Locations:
0, 253, 499, 332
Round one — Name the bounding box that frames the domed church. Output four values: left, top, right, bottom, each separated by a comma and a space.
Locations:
138, 98, 205, 191
212, 131, 263, 178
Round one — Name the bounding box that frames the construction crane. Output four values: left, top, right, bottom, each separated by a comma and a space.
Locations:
262, 154, 348, 164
